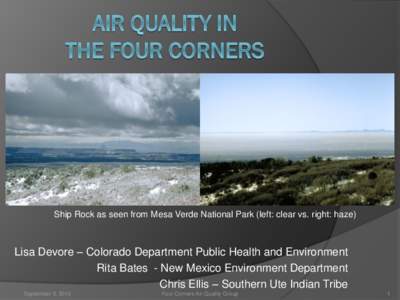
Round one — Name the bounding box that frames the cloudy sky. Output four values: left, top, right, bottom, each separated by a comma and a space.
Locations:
6, 74, 199, 153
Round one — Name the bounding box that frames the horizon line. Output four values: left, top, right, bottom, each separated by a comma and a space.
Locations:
201, 129, 394, 134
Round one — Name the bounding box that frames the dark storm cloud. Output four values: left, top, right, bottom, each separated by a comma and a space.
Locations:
6, 74, 199, 145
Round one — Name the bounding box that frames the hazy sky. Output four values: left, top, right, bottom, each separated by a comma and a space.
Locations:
201, 74, 394, 133
6, 74, 199, 153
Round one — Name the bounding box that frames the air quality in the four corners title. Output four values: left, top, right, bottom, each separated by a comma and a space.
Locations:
65, 14, 265, 60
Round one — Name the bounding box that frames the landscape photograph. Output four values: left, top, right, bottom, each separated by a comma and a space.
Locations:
6, 74, 200, 206
200, 74, 395, 206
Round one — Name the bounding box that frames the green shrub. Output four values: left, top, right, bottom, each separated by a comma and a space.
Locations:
247, 193, 274, 205
84, 168, 97, 179
201, 156, 395, 206
23, 176, 34, 188
121, 165, 136, 173
178, 184, 190, 192
59, 180, 69, 192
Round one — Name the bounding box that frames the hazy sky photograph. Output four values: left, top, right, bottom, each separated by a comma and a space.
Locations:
200, 74, 395, 207
201, 74, 394, 133
6, 74, 200, 153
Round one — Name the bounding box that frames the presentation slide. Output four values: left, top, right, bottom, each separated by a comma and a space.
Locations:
0, 1, 398, 299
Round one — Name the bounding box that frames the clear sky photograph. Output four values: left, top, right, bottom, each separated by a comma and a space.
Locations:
6, 74, 200, 154
5, 73, 201, 206
201, 73, 394, 133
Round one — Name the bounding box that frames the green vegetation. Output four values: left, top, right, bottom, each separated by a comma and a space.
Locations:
82, 165, 111, 178
83, 168, 97, 179
178, 184, 190, 193
121, 165, 136, 173
201, 157, 395, 206
58, 180, 69, 192
6, 164, 200, 206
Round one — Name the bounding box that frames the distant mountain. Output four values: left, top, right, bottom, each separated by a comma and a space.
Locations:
98, 140, 199, 154
359, 129, 394, 133
201, 129, 394, 134
99, 140, 138, 149
6, 147, 199, 165
6, 140, 200, 154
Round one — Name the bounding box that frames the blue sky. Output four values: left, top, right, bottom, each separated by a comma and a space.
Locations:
201, 74, 394, 133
